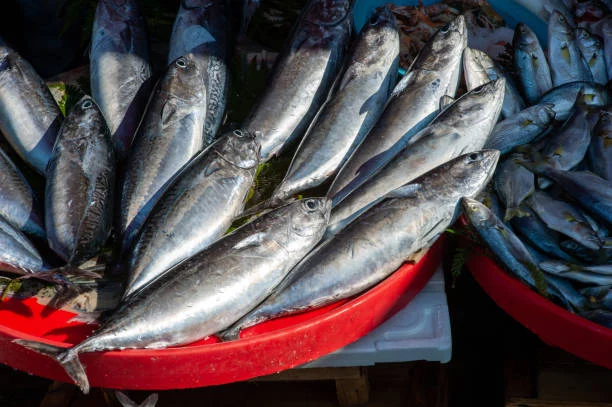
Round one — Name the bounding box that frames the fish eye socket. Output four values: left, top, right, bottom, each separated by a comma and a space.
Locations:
82, 100, 93, 109
440, 23, 450, 33
468, 153, 479, 161
176, 58, 188, 68
305, 200, 318, 211
369, 13, 379, 25
233, 129, 244, 137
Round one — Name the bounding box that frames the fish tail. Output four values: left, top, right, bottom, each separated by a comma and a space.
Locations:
503, 207, 530, 223
13, 339, 90, 394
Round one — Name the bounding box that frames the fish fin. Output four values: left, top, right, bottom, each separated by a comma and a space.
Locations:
504, 207, 530, 222
232, 232, 266, 250
239, 196, 290, 219
116, 391, 159, 407
13, 339, 89, 394
439, 95, 454, 110
385, 183, 422, 199
217, 325, 241, 342
160, 99, 179, 127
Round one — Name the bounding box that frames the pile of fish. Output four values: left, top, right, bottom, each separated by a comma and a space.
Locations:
461, 2, 612, 330
0, 0, 605, 394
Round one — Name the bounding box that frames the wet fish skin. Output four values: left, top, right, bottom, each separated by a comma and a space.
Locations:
0, 148, 45, 239
462, 48, 525, 118
575, 28, 608, 85
548, 11, 593, 87
0, 215, 45, 274
527, 190, 601, 251
45, 96, 115, 265
15, 197, 331, 394
538, 81, 609, 122
90, 0, 152, 160
122, 129, 259, 299
484, 104, 556, 154
477, 186, 505, 221
224, 150, 499, 339
0, 42, 62, 174
119, 54, 207, 252
544, 273, 590, 311
494, 154, 534, 222
513, 23, 553, 105
589, 107, 612, 180
581, 285, 612, 310
168, 0, 230, 145
327, 15, 467, 206
600, 17, 612, 80
243, 0, 352, 161
326, 78, 504, 237
268, 5, 399, 204
540, 260, 612, 285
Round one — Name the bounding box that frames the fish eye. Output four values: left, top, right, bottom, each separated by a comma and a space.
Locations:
82, 100, 93, 109
369, 13, 379, 25
440, 23, 450, 33
468, 152, 480, 161
304, 199, 318, 211
233, 129, 244, 137
176, 57, 188, 68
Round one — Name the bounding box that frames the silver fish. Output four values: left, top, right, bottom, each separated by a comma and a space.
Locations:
90, 0, 152, 160
45, 96, 115, 265
589, 107, 612, 180
513, 23, 553, 105
15, 197, 330, 394
168, 0, 230, 145
527, 190, 601, 251
575, 28, 608, 85
325, 79, 504, 237
266, 5, 399, 204
223, 150, 499, 340
0, 148, 44, 239
581, 285, 612, 310
540, 261, 612, 285
462, 48, 525, 118
538, 81, 609, 122
119, 54, 207, 252
600, 17, 612, 80
243, 0, 352, 161
494, 154, 534, 222
328, 15, 467, 206
484, 104, 556, 154
0, 41, 62, 174
548, 11, 593, 87
122, 129, 259, 299
0, 215, 45, 275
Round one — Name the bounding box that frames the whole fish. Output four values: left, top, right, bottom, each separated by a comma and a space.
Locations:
243, 0, 352, 161
168, 0, 230, 145
589, 107, 612, 180
548, 11, 593, 87
119, 54, 207, 252
328, 15, 467, 206
539, 81, 609, 122
223, 150, 499, 340
540, 261, 612, 285
45, 96, 115, 265
513, 23, 553, 105
494, 154, 534, 222
15, 197, 330, 394
462, 48, 525, 118
462, 197, 547, 293
90, 0, 152, 160
535, 167, 612, 226
527, 190, 601, 251
326, 79, 503, 237
575, 28, 608, 85
266, 5, 399, 204
0, 148, 44, 239
484, 104, 556, 154
0, 41, 62, 174
122, 129, 259, 299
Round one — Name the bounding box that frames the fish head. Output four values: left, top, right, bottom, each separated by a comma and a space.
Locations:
167, 54, 206, 102
360, 5, 398, 50
304, 0, 351, 26
449, 150, 500, 196
415, 14, 467, 71
460, 197, 495, 228
216, 129, 260, 170
289, 197, 331, 239
549, 10, 574, 38
575, 28, 599, 49
513, 23, 538, 49
63, 96, 109, 140
534, 104, 557, 126
447, 78, 505, 131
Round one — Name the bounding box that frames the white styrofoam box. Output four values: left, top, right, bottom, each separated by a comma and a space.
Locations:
301, 266, 451, 368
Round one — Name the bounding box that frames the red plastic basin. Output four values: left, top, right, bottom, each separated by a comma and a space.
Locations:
0, 237, 444, 390
466, 251, 612, 369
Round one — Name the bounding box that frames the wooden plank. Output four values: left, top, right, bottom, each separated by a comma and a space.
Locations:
507, 398, 612, 407
335, 367, 370, 406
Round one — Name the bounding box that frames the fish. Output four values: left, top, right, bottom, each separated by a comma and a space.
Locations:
0, 148, 45, 239
559, 238, 609, 264
581, 285, 612, 310
513, 0, 574, 24
477, 186, 505, 221
462, 197, 548, 293
115, 391, 158, 407
513, 23, 553, 105
527, 190, 602, 251
547, 11, 593, 87
580, 309, 612, 328
0, 215, 45, 275
90, 0, 152, 160
589, 107, 612, 180
600, 17, 612, 80
534, 167, 612, 226
327, 15, 467, 206
462, 48, 525, 119
45, 96, 115, 265
325, 78, 503, 237
222, 150, 499, 340
265, 5, 399, 204
544, 273, 590, 311
494, 154, 534, 222
122, 129, 259, 299
243, 0, 352, 161
484, 104, 556, 154
0, 41, 62, 174
538, 81, 609, 122
14, 197, 330, 394
168, 0, 230, 145
575, 0, 611, 26
575, 28, 608, 85
540, 260, 612, 285
119, 54, 207, 253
